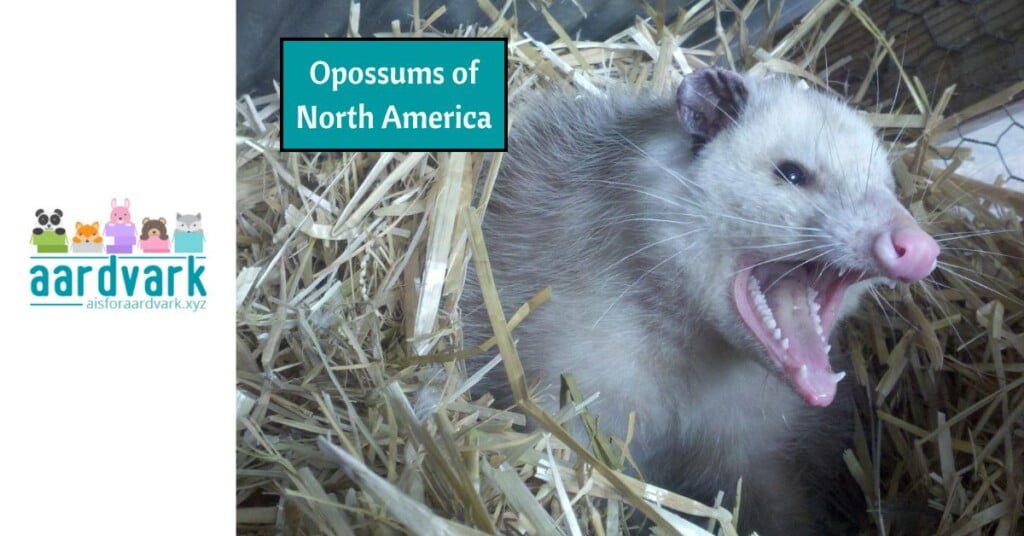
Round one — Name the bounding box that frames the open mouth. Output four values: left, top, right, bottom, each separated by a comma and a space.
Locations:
733, 259, 868, 407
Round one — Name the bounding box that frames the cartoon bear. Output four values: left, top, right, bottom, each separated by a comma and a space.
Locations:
173, 212, 205, 253
105, 198, 136, 254
139, 217, 171, 253
71, 221, 104, 253
30, 209, 68, 253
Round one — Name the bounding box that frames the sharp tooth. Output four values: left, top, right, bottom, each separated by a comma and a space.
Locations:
764, 316, 777, 330
781, 338, 789, 350
773, 328, 782, 340
799, 364, 808, 379
831, 371, 846, 383
825, 344, 832, 353
814, 323, 823, 336
810, 302, 821, 313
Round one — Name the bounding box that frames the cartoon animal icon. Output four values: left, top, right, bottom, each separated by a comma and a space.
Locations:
33, 209, 65, 235
71, 221, 105, 253
138, 217, 171, 253
109, 198, 132, 225
72, 222, 103, 244
175, 212, 203, 233
173, 212, 205, 254
105, 197, 137, 254
30, 209, 68, 253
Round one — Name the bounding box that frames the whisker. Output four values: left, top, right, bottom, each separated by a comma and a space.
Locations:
592, 246, 692, 328
940, 247, 1024, 261
575, 178, 696, 210
719, 239, 819, 251
936, 260, 1016, 286
933, 228, 1021, 242
916, 278, 967, 348
867, 287, 899, 333
761, 249, 833, 294
595, 230, 703, 276
612, 133, 705, 193
935, 262, 1022, 305
713, 213, 829, 234
726, 243, 833, 278
583, 137, 839, 237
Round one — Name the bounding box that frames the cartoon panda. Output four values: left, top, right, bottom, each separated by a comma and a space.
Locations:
31, 208, 69, 253
33, 209, 66, 235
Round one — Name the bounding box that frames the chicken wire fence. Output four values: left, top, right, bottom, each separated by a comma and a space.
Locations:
818, 0, 1023, 189
938, 102, 1024, 189
825, 0, 1022, 109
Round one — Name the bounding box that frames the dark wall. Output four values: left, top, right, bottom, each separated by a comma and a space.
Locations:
237, 0, 823, 96
822, 0, 1024, 112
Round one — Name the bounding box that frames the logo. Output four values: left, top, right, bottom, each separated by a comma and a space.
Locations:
29, 198, 208, 311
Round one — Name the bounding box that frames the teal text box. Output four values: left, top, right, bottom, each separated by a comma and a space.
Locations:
281, 38, 507, 151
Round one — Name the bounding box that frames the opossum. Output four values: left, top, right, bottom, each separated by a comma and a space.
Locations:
459, 68, 940, 535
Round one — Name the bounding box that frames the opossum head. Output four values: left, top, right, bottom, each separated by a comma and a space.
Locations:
668, 68, 938, 407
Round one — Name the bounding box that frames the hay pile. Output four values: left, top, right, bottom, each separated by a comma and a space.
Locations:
236, 1, 1024, 533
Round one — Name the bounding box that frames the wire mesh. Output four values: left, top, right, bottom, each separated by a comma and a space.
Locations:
940, 103, 1024, 188
821, 0, 1023, 188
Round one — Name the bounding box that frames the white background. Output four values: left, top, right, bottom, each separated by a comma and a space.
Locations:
0, 1, 234, 532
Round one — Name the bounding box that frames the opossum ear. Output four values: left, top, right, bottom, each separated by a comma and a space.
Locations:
676, 68, 749, 146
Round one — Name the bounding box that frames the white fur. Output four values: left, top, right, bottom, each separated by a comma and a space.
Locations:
459, 73, 904, 534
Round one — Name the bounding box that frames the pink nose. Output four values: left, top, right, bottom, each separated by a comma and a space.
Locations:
873, 227, 940, 282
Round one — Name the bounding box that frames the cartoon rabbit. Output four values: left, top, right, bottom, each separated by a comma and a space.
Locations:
105, 198, 136, 254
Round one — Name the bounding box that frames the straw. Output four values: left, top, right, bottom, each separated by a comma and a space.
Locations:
237, 1, 1024, 533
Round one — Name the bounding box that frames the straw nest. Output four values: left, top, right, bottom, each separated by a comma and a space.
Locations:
236, 1, 1024, 533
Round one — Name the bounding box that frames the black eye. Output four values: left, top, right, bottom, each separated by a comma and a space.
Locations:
774, 161, 809, 186
50, 215, 61, 225
38, 215, 49, 225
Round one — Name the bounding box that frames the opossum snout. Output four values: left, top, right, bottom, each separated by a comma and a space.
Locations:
872, 223, 939, 283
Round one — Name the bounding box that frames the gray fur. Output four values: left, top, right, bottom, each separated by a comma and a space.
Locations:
460, 72, 901, 534
176, 213, 203, 233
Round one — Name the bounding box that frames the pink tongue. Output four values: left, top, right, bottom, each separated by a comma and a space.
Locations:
763, 277, 838, 406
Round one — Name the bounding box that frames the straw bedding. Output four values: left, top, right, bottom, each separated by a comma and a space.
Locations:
236, 1, 1024, 533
